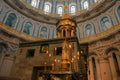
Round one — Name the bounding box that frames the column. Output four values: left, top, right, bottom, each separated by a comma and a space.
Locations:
77, 0, 80, 11
65, 29, 67, 37
52, 1, 56, 13
108, 56, 118, 80
62, 29, 63, 38
99, 58, 112, 80
0, 48, 5, 71
116, 54, 120, 71
0, 56, 15, 76
40, 0, 44, 10
95, 59, 102, 80
89, 59, 95, 80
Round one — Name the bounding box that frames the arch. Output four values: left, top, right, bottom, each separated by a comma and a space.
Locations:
44, 2, 52, 13
3, 11, 19, 29
31, 0, 40, 8
100, 16, 113, 32
88, 52, 97, 57
39, 26, 48, 39
21, 20, 34, 35
57, 4, 64, 15
94, 0, 98, 3
84, 23, 96, 37
117, 6, 120, 18
69, 3, 76, 13
81, 0, 89, 10
105, 47, 119, 55
115, 5, 120, 23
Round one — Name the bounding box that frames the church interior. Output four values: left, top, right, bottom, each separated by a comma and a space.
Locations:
0, 0, 120, 80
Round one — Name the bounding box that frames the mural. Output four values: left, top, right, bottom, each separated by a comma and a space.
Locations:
100, 16, 112, 31
40, 27, 47, 39
5, 13, 17, 28
23, 22, 33, 35
85, 24, 92, 37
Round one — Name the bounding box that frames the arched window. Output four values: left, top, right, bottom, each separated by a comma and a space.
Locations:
70, 5, 76, 13
100, 16, 112, 31
40, 27, 47, 39
31, 0, 39, 8
85, 24, 92, 37
44, 2, 51, 13
5, 13, 17, 28
83, 1, 89, 9
23, 22, 33, 35
58, 6, 63, 14
94, 0, 98, 3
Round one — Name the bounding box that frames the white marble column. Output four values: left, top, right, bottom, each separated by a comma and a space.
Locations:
95, 59, 102, 80
108, 55, 118, 80
89, 59, 95, 80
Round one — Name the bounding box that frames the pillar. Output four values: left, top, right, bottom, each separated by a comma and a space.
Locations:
108, 55, 118, 80
52, 1, 56, 13
0, 56, 15, 76
89, 59, 95, 80
77, 0, 80, 11
95, 59, 102, 80
116, 54, 120, 71
99, 57, 112, 80
40, 0, 44, 10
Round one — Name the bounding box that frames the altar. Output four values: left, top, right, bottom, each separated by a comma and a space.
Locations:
37, 71, 82, 80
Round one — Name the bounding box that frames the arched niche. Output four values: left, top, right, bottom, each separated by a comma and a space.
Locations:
100, 16, 113, 32
39, 26, 48, 39
22, 21, 34, 35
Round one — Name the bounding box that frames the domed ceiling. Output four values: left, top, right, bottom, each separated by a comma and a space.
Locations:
26, 0, 101, 14
5, 0, 114, 24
